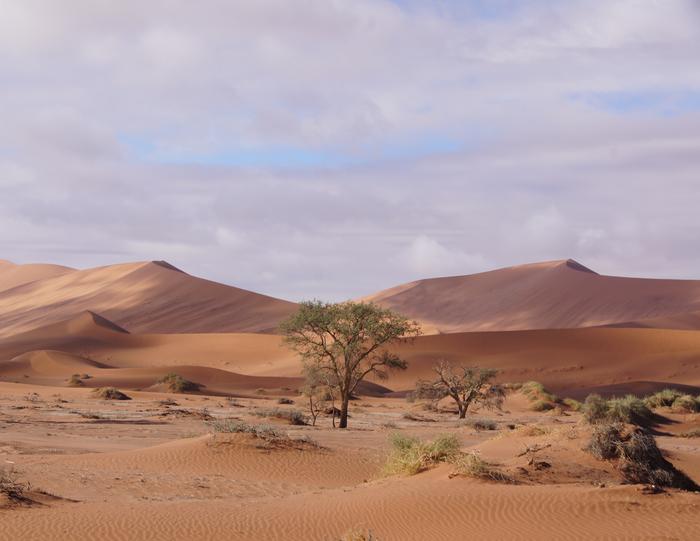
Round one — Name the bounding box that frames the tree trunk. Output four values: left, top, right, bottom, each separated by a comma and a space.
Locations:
339, 396, 350, 428
458, 402, 466, 419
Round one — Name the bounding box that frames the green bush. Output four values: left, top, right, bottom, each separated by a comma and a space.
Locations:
606, 395, 653, 425
671, 394, 699, 413
158, 373, 200, 393
583, 394, 609, 424
383, 433, 460, 475
562, 398, 583, 411
645, 389, 683, 409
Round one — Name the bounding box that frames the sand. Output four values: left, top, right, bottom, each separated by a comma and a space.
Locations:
2, 258, 700, 540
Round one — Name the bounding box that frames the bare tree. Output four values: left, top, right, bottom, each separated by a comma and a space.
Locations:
415, 360, 504, 418
300, 364, 336, 426
280, 300, 421, 428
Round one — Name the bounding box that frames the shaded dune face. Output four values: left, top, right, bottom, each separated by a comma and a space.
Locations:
0, 260, 297, 337
364, 259, 700, 333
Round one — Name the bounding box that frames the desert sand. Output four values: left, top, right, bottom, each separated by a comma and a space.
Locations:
1, 258, 699, 540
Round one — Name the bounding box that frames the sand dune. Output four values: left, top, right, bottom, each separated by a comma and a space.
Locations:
0, 260, 297, 337
0, 259, 75, 293
366, 259, 700, 333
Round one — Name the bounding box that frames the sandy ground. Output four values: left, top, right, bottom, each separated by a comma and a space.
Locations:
1, 382, 698, 540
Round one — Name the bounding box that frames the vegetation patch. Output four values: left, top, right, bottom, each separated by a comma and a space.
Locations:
461, 418, 497, 431
586, 423, 699, 490
253, 407, 307, 425
0, 469, 31, 506
157, 373, 201, 393
450, 452, 512, 482
208, 419, 319, 449
91, 387, 131, 400
520, 381, 560, 411
678, 428, 700, 438
583, 394, 654, 426
67, 374, 85, 387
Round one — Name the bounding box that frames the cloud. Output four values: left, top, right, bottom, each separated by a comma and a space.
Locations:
1, 0, 699, 299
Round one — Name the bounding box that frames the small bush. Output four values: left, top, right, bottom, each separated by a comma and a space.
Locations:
645, 388, 684, 409
209, 419, 284, 439
253, 407, 307, 425
67, 374, 84, 387
462, 418, 497, 431
0, 468, 30, 503
92, 387, 131, 400
671, 394, 699, 413
158, 373, 200, 393
277, 397, 294, 405
383, 433, 460, 476
585, 423, 699, 490
530, 400, 555, 412
562, 398, 583, 411
582, 394, 609, 424
450, 452, 510, 481
606, 395, 653, 426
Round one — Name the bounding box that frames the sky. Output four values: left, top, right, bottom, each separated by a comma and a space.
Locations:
1, 0, 700, 301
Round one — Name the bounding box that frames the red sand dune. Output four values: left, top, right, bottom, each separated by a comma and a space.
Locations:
365, 259, 700, 333
0, 260, 297, 337
0, 259, 75, 293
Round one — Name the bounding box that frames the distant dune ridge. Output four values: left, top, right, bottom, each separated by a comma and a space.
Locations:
0, 259, 297, 337
365, 259, 700, 333
3, 257, 700, 396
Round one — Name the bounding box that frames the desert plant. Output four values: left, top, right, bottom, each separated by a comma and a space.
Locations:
339, 529, 379, 541
450, 452, 510, 481
462, 418, 497, 431
158, 373, 200, 393
277, 397, 294, 405
562, 398, 583, 411
92, 387, 131, 400
606, 395, 653, 425
209, 419, 284, 440
253, 407, 307, 425
383, 433, 460, 475
678, 428, 700, 438
414, 361, 504, 418
582, 394, 610, 424
645, 388, 684, 409
585, 423, 699, 490
530, 399, 555, 412
280, 300, 421, 428
0, 469, 30, 503
67, 374, 84, 387
671, 394, 699, 413
300, 363, 336, 426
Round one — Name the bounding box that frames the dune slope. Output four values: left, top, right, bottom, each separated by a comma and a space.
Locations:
365, 259, 700, 333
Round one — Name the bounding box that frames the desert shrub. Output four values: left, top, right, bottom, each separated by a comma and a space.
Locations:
671, 394, 699, 413
462, 418, 497, 431
158, 373, 200, 393
521, 381, 546, 396
586, 422, 624, 460
277, 397, 294, 405
381, 421, 398, 429
585, 423, 699, 490
67, 374, 84, 387
383, 433, 460, 476
583, 394, 653, 426
209, 419, 284, 439
606, 395, 653, 426
530, 399, 555, 412
645, 388, 683, 409
253, 407, 307, 425
583, 394, 609, 424
401, 412, 435, 422
678, 428, 700, 438
562, 398, 583, 411
450, 452, 510, 481
0, 468, 30, 503
502, 382, 523, 391
92, 387, 131, 400
157, 398, 179, 406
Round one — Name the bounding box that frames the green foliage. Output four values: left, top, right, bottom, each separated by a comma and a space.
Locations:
671, 394, 700, 413
583, 394, 653, 426
158, 373, 200, 393
280, 300, 420, 428
645, 388, 684, 409
383, 433, 460, 475
520, 381, 559, 411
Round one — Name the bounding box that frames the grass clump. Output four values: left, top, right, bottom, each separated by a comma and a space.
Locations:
562, 398, 582, 411
277, 397, 295, 405
158, 373, 200, 393
583, 394, 653, 427
92, 387, 131, 400
671, 394, 700, 413
253, 407, 307, 425
383, 433, 460, 476
585, 423, 699, 490
521, 381, 559, 411
450, 452, 511, 482
678, 428, 700, 438
67, 374, 84, 387
530, 399, 555, 412
645, 388, 683, 409
462, 418, 497, 431
209, 419, 283, 439
339, 529, 379, 541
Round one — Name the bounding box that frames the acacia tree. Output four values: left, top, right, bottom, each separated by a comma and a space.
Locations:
280, 301, 421, 428
415, 360, 504, 418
